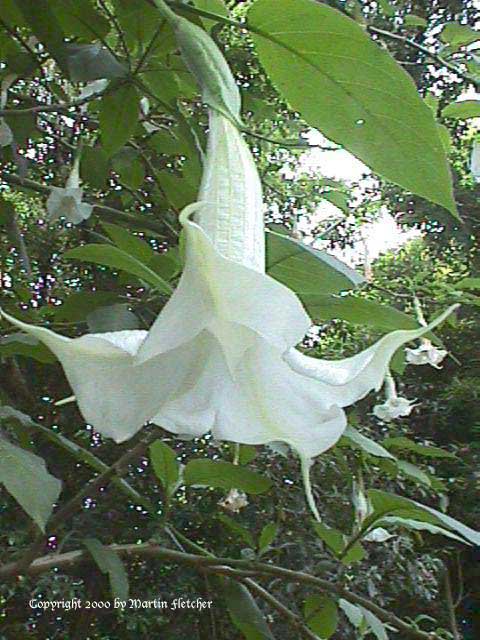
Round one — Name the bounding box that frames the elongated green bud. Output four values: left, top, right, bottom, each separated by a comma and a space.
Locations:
153, 0, 241, 124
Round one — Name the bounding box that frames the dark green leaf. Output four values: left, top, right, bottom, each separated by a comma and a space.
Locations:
80, 145, 110, 189
223, 579, 275, 639
0, 435, 61, 531
440, 23, 480, 47
238, 445, 257, 466
218, 514, 256, 548
54, 291, 119, 322
304, 595, 338, 639
0, 332, 56, 363
84, 538, 129, 601
65, 244, 172, 292
149, 440, 179, 493
382, 437, 455, 459
103, 223, 156, 263
249, 0, 457, 216
99, 85, 140, 156
404, 15, 427, 28
51, 0, 111, 40
66, 43, 127, 82
112, 148, 146, 189
184, 460, 272, 495
258, 522, 278, 552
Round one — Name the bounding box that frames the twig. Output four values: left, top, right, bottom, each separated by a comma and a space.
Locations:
368, 26, 480, 89
444, 566, 461, 640
12, 428, 161, 574
98, 0, 132, 69
244, 128, 338, 151
4, 208, 32, 275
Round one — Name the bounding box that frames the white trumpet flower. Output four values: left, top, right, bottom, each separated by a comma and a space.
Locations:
373, 372, 416, 422
405, 338, 447, 369
0, 110, 458, 520
46, 154, 93, 224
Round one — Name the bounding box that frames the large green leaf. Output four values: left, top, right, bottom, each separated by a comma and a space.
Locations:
184, 460, 272, 495
248, 0, 456, 216
54, 291, 119, 322
0, 332, 56, 363
299, 294, 418, 332
99, 84, 140, 156
65, 244, 172, 293
223, 579, 275, 640
0, 436, 61, 531
84, 538, 129, 601
382, 436, 456, 459
266, 230, 363, 295
86, 304, 140, 332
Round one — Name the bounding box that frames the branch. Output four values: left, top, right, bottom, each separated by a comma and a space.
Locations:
3, 208, 32, 275
244, 129, 338, 151
0, 91, 107, 117
1, 173, 171, 238
0, 543, 440, 640
368, 26, 480, 89
11, 428, 162, 573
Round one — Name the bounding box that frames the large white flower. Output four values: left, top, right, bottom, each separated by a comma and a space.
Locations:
0, 111, 457, 519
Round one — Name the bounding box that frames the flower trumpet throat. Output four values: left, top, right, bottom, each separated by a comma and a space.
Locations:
0, 107, 460, 519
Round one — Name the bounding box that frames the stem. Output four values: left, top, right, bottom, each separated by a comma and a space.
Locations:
444, 566, 461, 640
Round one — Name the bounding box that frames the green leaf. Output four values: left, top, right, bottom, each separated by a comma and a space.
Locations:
382, 436, 455, 459
99, 85, 140, 157
193, 0, 229, 30
223, 579, 275, 640
238, 444, 257, 466
442, 100, 480, 120
339, 599, 364, 628
0, 436, 61, 531
54, 291, 119, 322
396, 460, 431, 487
367, 489, 480, 546
342, 426, 396, 459
377, 0, 395, 17
304, 595, 338, 639
103, 223, 156, 264
112, 148, 146, 189
455, 277, 480, 290
299, 294, 418, 332
0, 332, 56, 364
149, 440, 179, 494
376, 516, 467, 544
404, 15, 427, 28
249, 0, 457, 216
266, 230, 364, 296
65, 43, 127, 82
218, 514, 256, 548
363, 609, 388, 640
440, 23, 480, 47
86, 304, 140, 332
15, 0, 67, 70
258, 522, 278, 552
154, 0, 241, 123
51, 0, 111, 40
80, 145, 110, 189
65, 244, 172, 293
184, 460, 272, 495
83, 538, 129, 601
313, 521, 345, 555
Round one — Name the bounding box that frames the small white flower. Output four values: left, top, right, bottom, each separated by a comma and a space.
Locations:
373, 396, 415, 422
218, 489, 248, 513
405, 339, 447, 369
46, 155, 93, 224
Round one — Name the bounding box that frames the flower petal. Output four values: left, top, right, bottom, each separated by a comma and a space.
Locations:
137, 217, 311, 364
284, 304, 459, 408
0, 310, 192, 442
